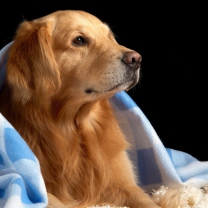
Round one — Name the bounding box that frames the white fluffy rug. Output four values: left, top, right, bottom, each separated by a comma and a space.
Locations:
88, 184, 208, 208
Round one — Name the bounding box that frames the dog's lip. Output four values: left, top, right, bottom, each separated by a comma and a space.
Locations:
85, 76, 138, 94
85, 83, 126, 94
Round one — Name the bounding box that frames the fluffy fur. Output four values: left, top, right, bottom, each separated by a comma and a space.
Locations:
0, 10, 160, 208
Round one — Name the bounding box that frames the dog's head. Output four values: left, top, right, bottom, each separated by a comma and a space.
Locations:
7, 10, 142, 104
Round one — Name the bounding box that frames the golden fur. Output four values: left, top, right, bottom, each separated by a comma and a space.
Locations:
0, 10, 160, 208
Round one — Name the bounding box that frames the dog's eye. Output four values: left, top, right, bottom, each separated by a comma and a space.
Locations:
73, 36, 86, 45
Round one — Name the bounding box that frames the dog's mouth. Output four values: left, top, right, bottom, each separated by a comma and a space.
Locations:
85, 74, 138, 94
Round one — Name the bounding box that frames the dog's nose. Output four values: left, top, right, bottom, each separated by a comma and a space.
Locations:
122, 51, 142, 70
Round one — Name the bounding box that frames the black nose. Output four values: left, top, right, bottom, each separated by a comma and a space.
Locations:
122, 51, 142, 70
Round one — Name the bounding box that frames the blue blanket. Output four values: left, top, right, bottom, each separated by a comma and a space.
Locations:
1, 42, 208, 208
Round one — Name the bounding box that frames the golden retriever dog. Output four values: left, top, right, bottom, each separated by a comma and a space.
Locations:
0, 10, 160, 208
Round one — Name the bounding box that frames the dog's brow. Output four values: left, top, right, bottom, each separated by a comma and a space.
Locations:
103, 22, 115, 38
108, 30, 115, 40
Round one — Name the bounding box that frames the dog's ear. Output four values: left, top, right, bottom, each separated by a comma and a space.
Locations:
7, 20, 60, 104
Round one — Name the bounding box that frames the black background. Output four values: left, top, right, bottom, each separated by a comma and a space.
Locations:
0, 1, 207, 161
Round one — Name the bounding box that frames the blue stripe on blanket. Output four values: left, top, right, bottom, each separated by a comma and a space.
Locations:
137, 148, 163, 185
110, 90, 137, 110
14, 177, 35, 204
0, 154, 4, 166
5, 128, 36, 163
0, 42, 12, 93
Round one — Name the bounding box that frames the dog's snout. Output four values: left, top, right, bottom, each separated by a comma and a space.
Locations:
122, 51, 142, 69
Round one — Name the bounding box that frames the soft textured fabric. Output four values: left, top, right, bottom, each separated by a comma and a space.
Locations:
110, 92, 208, 192
0, 42, 208, 207
0, 114, 48, 208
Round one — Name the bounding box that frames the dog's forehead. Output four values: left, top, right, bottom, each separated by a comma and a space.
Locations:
48, 10, 112, 36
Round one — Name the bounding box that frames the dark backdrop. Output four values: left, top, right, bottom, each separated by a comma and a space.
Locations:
0, 1, 207, 161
